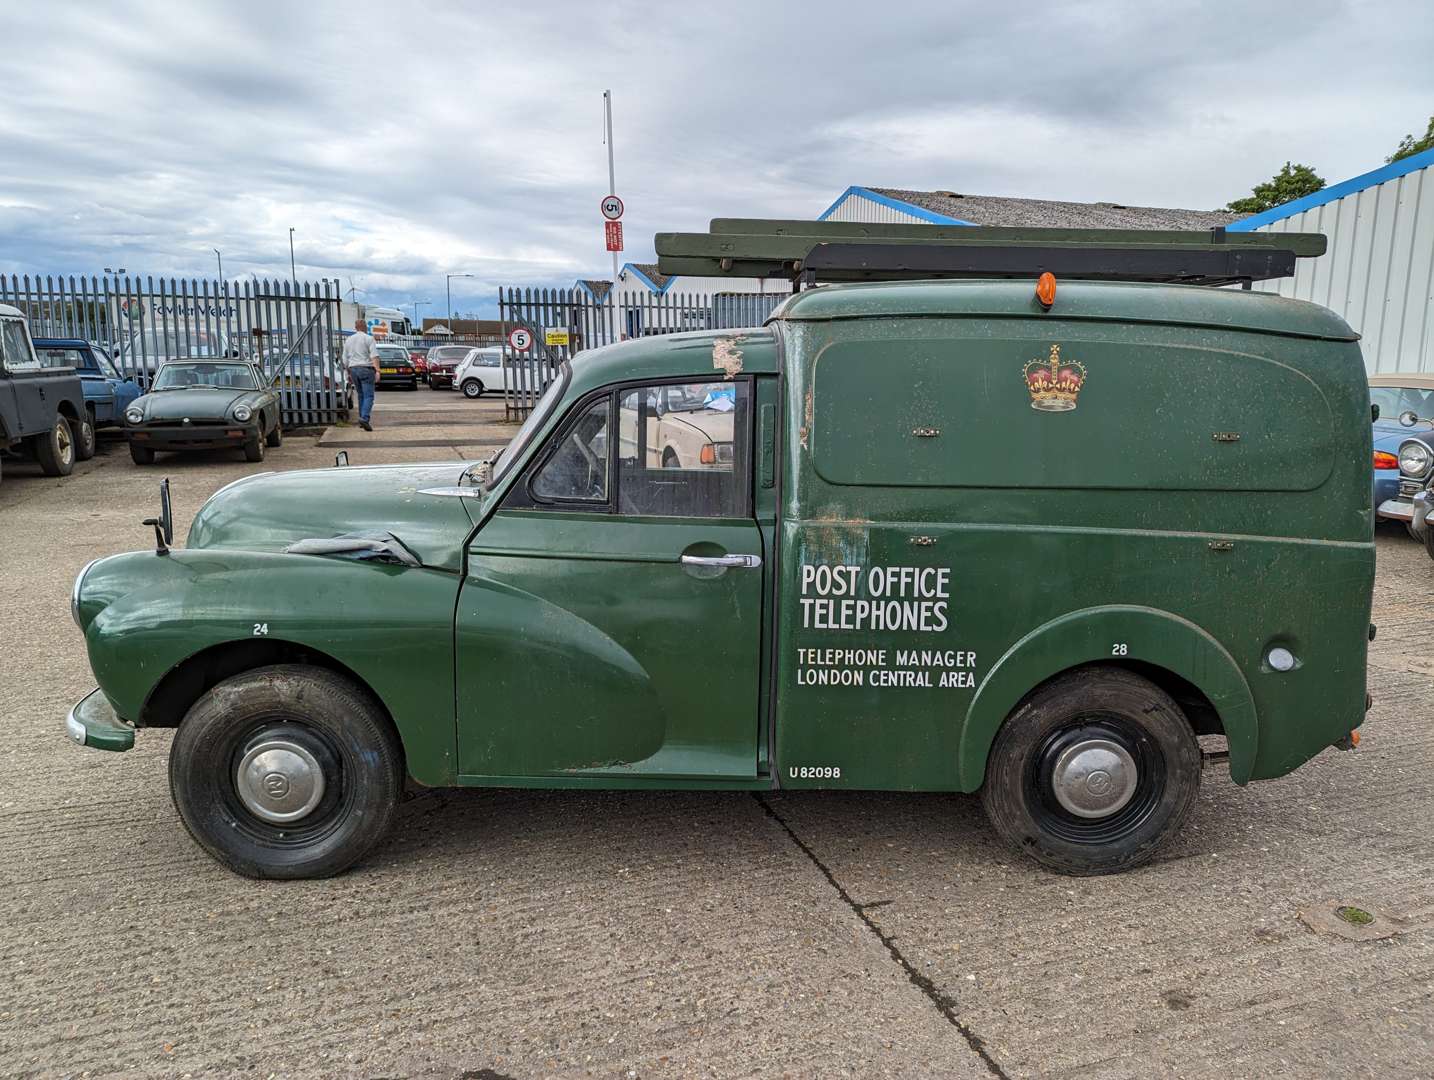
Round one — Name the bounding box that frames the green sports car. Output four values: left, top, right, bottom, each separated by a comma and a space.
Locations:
124, 360, 283, 465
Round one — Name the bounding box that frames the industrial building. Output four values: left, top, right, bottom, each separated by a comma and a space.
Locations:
1230, 147, 1434, 374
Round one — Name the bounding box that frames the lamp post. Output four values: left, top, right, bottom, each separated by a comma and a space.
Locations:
213, 249, 223, 281
410, 298, 431, 329
445, 273, 475, 327
288, 228, 296, 282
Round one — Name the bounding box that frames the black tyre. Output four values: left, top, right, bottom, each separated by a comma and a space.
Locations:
35, 415, 75, 476
1406, 522, 1421, 541
265, 417, 282, 448
75, 409, 97, 461
980, 667, 1201, 875
129, 441, 156, 465
461, 378, 484, 399
244, 433, 265, 462
662, 448, 679, 468
169, 665, 404, 879
1423, 520, 1434, 562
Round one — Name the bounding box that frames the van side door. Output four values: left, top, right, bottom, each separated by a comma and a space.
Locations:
455, 377, 765, 781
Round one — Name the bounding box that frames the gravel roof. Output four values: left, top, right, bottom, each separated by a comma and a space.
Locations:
866, 187, 1246, 230
627, 262, 672, 290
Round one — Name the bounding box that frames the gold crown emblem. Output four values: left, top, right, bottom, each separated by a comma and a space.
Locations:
1022, 344, 1087, 412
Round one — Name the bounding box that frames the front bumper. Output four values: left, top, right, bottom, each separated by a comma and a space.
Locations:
127, 422, 260, 449
428, 370, 456, 388
1377, 497, 1415, 522
1413, 490, 1432, 538
66, 688, 134, 752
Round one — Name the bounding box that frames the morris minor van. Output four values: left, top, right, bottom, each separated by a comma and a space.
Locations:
67, 230, 1374, 879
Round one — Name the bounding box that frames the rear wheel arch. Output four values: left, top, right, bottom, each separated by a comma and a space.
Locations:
139, 638, 407, 772
959, 606, 1257, 791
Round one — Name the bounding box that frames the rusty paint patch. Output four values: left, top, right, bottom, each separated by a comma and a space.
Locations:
712, 335, 745, 378
799, 388, 814, 450
802, 507, 872, 566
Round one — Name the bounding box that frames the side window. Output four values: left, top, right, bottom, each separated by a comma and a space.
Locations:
531, 397, 610, 503
617, 380, 750, 517
1, 321, 40, 372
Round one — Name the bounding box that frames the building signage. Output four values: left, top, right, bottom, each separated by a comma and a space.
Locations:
544, 327, 570, 347
605, 220, 624, 252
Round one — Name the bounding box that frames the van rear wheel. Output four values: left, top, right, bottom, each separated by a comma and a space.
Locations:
980, 668, 1200, 875
169, 665, 404, 879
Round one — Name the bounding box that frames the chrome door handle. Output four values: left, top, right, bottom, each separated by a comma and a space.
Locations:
681, 553, 762, 569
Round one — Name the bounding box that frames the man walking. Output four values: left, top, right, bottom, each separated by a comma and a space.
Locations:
342, 318, 381, 431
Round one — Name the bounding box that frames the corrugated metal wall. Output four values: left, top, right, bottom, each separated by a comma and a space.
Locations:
824, 193, 931, 225
1249, 165, 1434, 374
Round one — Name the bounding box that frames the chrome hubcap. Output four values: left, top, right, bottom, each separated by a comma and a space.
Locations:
57, 422, 72, 461
235, 738, 326, 823
1049, 737, 1138, 819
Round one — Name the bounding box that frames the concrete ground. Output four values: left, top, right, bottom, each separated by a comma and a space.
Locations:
1, 389, 1432, 1079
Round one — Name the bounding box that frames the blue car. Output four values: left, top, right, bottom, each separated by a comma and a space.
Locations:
33, 339, 141, 454
1369, 376, 1434, 532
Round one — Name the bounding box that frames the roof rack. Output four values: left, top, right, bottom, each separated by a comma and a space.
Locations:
654, 219, 1326, 289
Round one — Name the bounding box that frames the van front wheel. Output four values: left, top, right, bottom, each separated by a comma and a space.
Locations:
169, 665, 404, 879
980, 668, 1200, 876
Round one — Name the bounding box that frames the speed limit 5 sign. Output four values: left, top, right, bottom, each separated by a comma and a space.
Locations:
600, 194, 624, 221
507, 326, 534, 351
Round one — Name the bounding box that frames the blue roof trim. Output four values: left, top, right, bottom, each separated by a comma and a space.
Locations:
818, 185, 975, 226
1227, 145, 1434, 231
623, 263, 674, 294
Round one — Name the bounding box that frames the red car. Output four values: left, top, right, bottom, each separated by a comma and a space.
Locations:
425, 345, 469, 390
409, 348, 428, 380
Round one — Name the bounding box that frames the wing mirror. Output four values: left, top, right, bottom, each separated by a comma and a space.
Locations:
142, 478, 174, 555
1399, 409, 1425, 427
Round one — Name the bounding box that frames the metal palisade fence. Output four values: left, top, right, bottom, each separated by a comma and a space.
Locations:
0, 274, 349, 426
497, 287, 785, 418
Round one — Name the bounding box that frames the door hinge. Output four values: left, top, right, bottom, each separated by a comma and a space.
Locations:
912, 427, 940, 438
1212, 432, 1241, 443
1208, 540, 1235, 552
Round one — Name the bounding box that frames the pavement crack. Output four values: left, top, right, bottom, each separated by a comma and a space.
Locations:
754, 794, 1009, 1080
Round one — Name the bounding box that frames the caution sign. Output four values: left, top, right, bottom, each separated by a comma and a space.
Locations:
544, 328, 570, 347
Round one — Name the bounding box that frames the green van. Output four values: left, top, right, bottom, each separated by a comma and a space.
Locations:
67, 230, 1374, 879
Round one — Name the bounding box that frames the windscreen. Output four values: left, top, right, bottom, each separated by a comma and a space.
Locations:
154, 363, 258, 390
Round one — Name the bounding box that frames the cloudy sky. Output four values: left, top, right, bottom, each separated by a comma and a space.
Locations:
2, 1, 1431, 317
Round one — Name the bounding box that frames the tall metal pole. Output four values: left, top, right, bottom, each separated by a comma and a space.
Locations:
214, 249, 223, 281
289, 228, 296, 281
604, 89, 619, 286
447, 277, 452, 326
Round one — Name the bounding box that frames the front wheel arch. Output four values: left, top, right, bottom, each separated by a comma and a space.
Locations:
959, 606, 1257, 790
139, 638, 406, 772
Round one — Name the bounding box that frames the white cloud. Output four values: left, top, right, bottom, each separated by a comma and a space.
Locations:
0, 0, 1431, 315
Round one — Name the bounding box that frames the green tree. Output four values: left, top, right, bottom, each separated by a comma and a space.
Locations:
1226, 162, 1325, 214
1388, 116, 1434, 163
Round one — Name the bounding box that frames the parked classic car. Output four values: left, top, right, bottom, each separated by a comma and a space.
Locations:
67, 253, 1374, 882
455, 347, 511, 398
1369, 374, 1434, 532
619, 381, 736, 469
425, 344, 469, 390
124, 359, 283, 464
1, 304, 89, 484
409, 348, 429, 380
376, 343, 419, 389
34, 338, 141, 444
